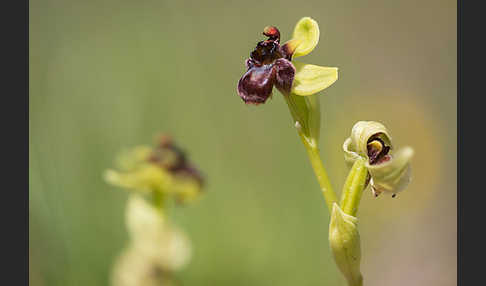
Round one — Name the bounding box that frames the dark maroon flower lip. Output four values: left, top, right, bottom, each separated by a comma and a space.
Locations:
237, 26, 296, 105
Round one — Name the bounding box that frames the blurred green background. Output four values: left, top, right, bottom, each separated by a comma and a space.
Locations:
29, 0, 456, 285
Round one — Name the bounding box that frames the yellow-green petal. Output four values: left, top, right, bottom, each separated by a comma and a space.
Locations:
292, 17, 320, 58
291, 62, 338, 96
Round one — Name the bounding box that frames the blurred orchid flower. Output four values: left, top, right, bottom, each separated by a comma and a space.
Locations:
104, 135, 204, 205
106, 136, 203, 286
111, 194, 191, 286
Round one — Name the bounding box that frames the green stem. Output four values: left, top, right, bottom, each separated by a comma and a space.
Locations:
340, 158, 368, 217
302, 141, 338, 213
283, 93, 337, 213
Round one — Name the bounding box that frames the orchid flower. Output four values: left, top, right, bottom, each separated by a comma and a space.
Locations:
343, 121, 414, 197
104, 134, 204, 205
237, 17, 338, 104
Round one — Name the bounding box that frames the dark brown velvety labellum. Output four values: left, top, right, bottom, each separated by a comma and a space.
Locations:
238, 64, 276, 104
237, 26, 296, 104
274, 58, 295, 94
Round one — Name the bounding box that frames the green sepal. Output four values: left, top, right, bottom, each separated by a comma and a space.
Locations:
292, 17, 320, 58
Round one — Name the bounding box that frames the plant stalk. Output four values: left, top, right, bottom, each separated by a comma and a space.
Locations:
340, 158, 368, 217
302, 140, 338, 213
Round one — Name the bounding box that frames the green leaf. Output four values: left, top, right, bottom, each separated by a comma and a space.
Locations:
291, 62, 338, 96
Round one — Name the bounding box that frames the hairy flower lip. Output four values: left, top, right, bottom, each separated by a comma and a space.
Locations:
274, 58, 296, 94
250, 40, 283, 65
237, 64, 276, 104
237, 26, 296, 104
238, 17, 337, 103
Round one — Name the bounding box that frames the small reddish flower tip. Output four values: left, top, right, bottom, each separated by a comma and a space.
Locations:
263, 26, 280, 42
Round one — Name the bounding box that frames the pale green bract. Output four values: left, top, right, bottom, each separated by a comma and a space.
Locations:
329, 203, 363, 286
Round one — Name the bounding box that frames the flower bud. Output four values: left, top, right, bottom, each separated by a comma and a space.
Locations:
343, 121, 413, 197
125, 193, 166, 241
125, 194, 192, 272
111, 245, 180, 286
329, 203, 363, 286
